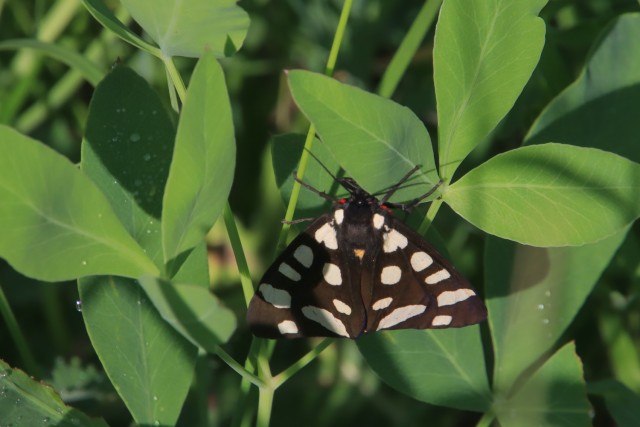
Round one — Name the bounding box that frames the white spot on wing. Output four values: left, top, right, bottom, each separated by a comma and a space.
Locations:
432, 315, 452, 326
372, 297, 393, 310
383, 229, 408, 253
259, 284, 291, 308
279, 262, 301, 281
334, 209, 344, 225
425, 269, 451, 284
377, 305, 427, 330
373, 213, 385, 229
302, 306, 350, 337
323, 263, 342, 286
437, 289, 475, 307
315, 222, 338, 250
380, 266, 402, 285
332, 299, 352, 315
411, 251, 433, 272
293, 245, 314, 268
277, 320, 299, 334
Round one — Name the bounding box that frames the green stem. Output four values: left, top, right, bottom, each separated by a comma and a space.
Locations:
272, 338, 333, 389
417, 197, 443, 235
224, 204, 254, 307
0, 282, 40, 376
377, 0, 443, 98
249, 3, 355, 424
256, 386, 274, 427
476, 410, 495, 427
163, 55, 187, 103
213, 346, 265, 388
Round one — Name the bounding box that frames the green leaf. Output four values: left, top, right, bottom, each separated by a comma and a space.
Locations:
358, 327, 490, 412
287, 70, 438, 203
82, 65, 176, 268
589, 379, 640, 427
526, 13, 640, 162
120, 0, 249, 57
494, 342, 591, 427
435, 0, 547, 180
0, 360, 108, 427
81, 0, 162, 58
138, 276, 237, 350
78, 276, 196, 426
162, 53, 236, 267
485, 232, 626, 393
0, 125, 158, 281
444, 143, 640, 246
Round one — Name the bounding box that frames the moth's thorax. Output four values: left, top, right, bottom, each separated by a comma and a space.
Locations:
337, 199, 385, 248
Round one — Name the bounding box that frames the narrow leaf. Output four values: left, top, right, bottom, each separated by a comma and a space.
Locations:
78, 276, 196, 426
495, 342, 591, 427
435, 0, 547, 179
287, 70, 438, 203
444, 143, 640, 246
121, 0, 249, 57
0, 360, 108, 427
162, 53, 236, 266
358, 327, 490, 412
0, 125, 158, 281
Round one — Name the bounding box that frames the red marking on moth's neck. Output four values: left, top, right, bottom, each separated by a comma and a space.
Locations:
380, 204, 394, 213
338, 198, 347, 204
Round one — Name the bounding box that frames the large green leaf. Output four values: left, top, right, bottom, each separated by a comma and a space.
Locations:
358, 327, 490, 412
78, 276, 196, 426
526, 13, 640, 162
0, 360, 108, 427
435, 0, 547, 180
287, 70, 438, 203
485, 232, 625, 394
444, 143, 640, 247
162, 53, 236, 268
494, 342, 591, 427
121, 0, 249, 57
0, 125, 158, 281
82, 65, 176, 268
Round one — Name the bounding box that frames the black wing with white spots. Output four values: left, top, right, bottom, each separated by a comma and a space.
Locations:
246, 175, 487, 339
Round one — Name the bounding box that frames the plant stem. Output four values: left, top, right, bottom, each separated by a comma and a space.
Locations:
476, 410, 495, 427
272, 338, 333, 389
0, 282, 40, 376
224, 204, 254, 307
377, 0, 443, 98
213, 346, 265, 388
418, 197, 443, 235
256, 386, 274, 427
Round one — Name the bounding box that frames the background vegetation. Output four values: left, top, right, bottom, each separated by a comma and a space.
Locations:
1, 0, 640, 426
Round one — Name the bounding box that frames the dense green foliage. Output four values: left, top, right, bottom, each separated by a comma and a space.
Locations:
1, 1, 640, 426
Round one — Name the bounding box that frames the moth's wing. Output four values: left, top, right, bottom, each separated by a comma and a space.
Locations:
247, 214, 366, 339
365, 218, 487, 332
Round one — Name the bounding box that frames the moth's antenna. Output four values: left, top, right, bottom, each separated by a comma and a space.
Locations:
303, 148, 342, 182
380, 165, 421, 204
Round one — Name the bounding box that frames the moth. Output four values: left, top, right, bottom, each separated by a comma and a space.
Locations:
247, 167, 487, 338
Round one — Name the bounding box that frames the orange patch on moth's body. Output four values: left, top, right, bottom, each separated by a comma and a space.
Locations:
353, 249, 365, 260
